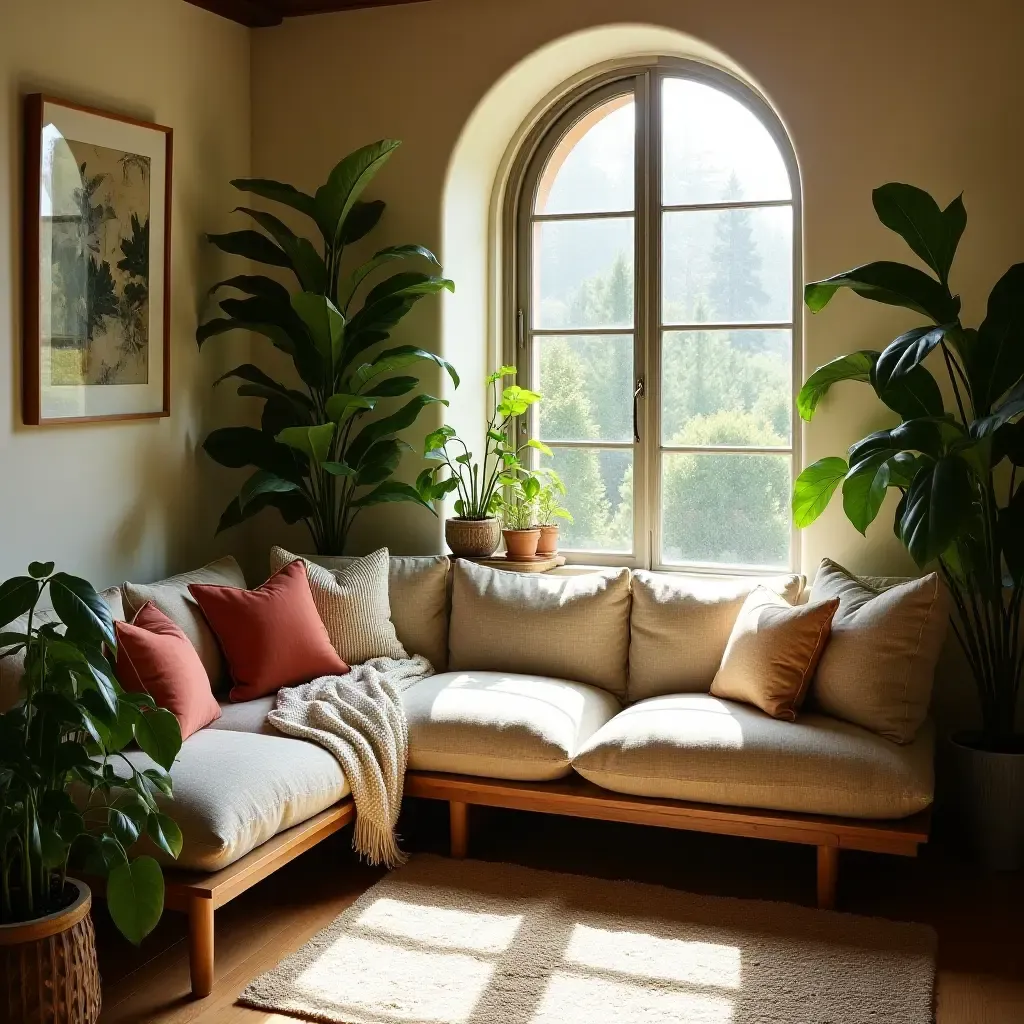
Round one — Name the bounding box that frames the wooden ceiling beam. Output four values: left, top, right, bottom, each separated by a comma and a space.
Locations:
185, 0, 433, 25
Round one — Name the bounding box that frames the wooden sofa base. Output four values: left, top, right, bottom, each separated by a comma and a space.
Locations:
90, 800, 355, 999
404, 771, 931, 911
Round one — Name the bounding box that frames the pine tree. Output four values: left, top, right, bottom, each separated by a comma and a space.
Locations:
708, 173, 768, 329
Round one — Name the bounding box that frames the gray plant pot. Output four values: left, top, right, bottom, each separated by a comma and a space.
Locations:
949, 732, 1024, 871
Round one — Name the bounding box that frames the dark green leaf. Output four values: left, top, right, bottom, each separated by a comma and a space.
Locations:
873, 324, 951, 391
348, 395, 447, 467
28, 561, 54, 579
362, 375, 418, 397
239, 470, 301, 512
146, 812, 183, 860
133, 708, 181, 771
973, 263, 1024, 414
49, 573, 114, 648
356, 439, 406, 485
804, 260, 960, 323
142, 767, 174, 798
216, 490, 312, 535
339, 200, 385, 245
325, 393, 376, 424
338, 244, 440, 310
0, 576, 38, 628
321, 461, 355, 477
107, 856, 164, 945
109, 808, 141, 847
209, 274, 292, 304
357, 345, 460, 390
792, 457, 848, 528
207, 229, 290, 268
796, 351, 876, 421
998, 486, 1024, 584
230, 177, 319, 224
202, 426, 303, 481
872, 183, 962, 283
277, 423, 335, 465
842, 452, 891, 535
992, 420, 1024, 466
900, 455, 976, 566
350, 480, 435, 511
235, 207, 327, 293
291, 292, 345, 370
876, 362, 945, 420
314, 140, 402, 246
971, 374, 1024, 438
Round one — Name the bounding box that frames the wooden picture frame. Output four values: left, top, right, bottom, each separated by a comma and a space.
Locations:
23, 94, 172, 425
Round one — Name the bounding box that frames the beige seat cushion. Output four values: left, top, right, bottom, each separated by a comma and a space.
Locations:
208, 694, 278, 735
809, 559, 951, 744
311, 554, 450, 671
122, 557, 247, 691
403, 670, 621, 781
449, 560, 631, 698
573, 694, 934, 820
110, 729, 349, 871
628, 571, 805, 702
1, 587, 123, 713
271, 547, 407, 664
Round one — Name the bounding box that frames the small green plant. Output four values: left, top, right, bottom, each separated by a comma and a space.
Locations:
534, 469, 574, 527
496, 475, 541, 531
0, 564, 183, 943
418, 366, 549, 518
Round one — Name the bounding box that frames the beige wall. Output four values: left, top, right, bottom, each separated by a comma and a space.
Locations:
250, 0, 1024, 576
0, 0, 253, 590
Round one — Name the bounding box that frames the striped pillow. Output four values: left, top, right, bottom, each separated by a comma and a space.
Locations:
270, 547, 407, 666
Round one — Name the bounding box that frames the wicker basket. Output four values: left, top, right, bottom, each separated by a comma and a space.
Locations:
445, 517, 501, 558
0, 880, 101, 1024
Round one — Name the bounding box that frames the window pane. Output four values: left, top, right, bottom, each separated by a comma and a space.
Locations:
549, 447, 632, 553
662, 207, 791, 325
662, 78, 790, 205
661, 452, 790, 568
537, 94, 635, 216
533, 218, 634, 330
661, 329, 791, 446
535, 335, 633, 442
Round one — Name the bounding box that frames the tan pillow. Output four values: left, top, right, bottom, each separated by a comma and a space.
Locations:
310, 554, 450, 670
710, 588, 839, 721
271, 546, 407, 665
449, 560, 631, 698
808, 559, 951, 743
628, 570, 806, 701
122, 556, 246, 690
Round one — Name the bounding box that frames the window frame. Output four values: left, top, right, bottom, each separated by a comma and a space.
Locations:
505, 58, 802, 575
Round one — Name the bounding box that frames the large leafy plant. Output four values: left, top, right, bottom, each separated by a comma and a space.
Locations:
418, 366, 549, 519
0, 564, 183, 943
198, 140, 458, 555
793, 183, 1023, 747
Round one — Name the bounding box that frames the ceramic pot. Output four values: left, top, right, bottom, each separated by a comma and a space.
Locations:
949, 732, 1024, 871
536, 525, 560, 558
445, 517, 501, 558
0, 879, 101, 1024
503, 528, 541, 560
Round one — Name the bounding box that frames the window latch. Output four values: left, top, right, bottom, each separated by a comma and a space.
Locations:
517, 309, 525, 349
633, 378, 645, 443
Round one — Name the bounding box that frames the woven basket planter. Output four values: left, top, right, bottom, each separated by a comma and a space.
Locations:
0, 880, 101, 1024
445, 517, 501, 558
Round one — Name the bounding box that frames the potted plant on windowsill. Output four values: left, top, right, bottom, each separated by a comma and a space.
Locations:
495, 475, 543, 559
0, 563, 184, 1023
791, 183, 1024, 870
418, 366, 549, 558
534, 469, 573, 557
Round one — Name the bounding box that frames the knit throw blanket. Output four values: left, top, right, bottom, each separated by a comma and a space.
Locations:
267, 656, 432, 868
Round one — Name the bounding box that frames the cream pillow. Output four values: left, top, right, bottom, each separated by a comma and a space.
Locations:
710, 588, 839, 721
270, 547, 407, 666
122, 557, 246, 690
449, 560, 631, 698
808, 559, 951, 743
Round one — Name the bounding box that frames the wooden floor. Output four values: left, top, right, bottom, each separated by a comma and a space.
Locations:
96, 798, 1024, 1023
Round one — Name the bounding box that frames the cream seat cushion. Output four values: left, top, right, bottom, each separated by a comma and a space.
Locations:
449, 561, 631, 698
208, 694, 278, 735
628, 571, 805, 701
403, 670, 621, 781
573, 694, 934, 820
110, 729, 349, 871
311, 554, 450, 671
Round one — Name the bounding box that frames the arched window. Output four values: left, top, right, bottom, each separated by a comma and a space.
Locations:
510, 62, 799, 572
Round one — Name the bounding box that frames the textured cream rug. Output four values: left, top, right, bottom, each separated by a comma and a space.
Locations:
240, 855, 936, 1024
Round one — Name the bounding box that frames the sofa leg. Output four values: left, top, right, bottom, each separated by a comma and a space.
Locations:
816, 845, 838, 911
188, 896, 215, 998
450, 800, 469, 859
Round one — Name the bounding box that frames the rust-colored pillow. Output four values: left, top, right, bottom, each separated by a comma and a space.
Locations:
710, 588, 839, 721
115, 602, 222, 740
189, 559, 349, 702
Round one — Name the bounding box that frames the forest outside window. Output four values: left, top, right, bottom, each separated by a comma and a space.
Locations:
512, 63, 799, 572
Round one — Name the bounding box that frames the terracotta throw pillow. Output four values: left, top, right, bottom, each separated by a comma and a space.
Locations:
270, 546, 407, 665
808, 559, 951, 744
115, 602, 222, 740
189, 560, 349, 702
710, 588, 840, 721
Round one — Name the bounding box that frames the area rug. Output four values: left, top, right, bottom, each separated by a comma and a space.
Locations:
240, 855, 936, 1024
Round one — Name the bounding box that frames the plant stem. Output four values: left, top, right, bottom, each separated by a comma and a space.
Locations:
941, 342, 970, 425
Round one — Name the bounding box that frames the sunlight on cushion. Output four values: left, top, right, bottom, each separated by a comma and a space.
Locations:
532, 972, 736, 1023
295, 934, 494, 1023
356, 896, 523, 953
563, 924, 742, 989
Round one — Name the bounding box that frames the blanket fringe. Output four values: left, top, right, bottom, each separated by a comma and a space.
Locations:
353, 815, 408, 869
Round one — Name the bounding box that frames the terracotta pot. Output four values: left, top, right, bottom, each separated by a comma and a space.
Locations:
0, 879, 101, 1024
503, 528, 541, 559
536, 525, 560, 557
445, 517, 501, 558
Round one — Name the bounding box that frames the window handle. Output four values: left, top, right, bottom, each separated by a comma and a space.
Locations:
633, 377, 645, 443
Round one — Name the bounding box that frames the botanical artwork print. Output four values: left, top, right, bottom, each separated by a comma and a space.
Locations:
43, 138, 151, 386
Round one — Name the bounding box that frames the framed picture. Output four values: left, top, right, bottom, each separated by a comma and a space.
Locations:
23, 95, 172, 424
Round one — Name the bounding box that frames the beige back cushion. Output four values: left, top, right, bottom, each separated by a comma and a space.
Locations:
449, 560, 631, 698
122, 556, 246, 691
310, 554, 450, 671
808, 558, 951, 744
628, 570, 806, 702
1, 587, 124, 712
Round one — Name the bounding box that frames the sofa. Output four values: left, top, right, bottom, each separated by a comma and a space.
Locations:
0, 552, 942, 999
